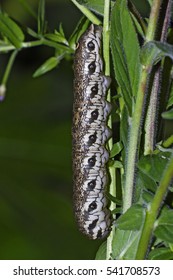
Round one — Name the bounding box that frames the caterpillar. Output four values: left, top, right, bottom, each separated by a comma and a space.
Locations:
72, 24, 111, 239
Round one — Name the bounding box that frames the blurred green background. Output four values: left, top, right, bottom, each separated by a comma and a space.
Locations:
0, 0, 150, 259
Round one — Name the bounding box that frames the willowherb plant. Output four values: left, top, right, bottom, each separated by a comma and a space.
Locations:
0, 0, 173, 260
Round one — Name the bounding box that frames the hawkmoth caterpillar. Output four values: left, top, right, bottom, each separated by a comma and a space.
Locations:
72, 24, 111, 239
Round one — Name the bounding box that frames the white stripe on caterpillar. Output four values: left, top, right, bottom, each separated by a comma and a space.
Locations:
72, 24, 111, 239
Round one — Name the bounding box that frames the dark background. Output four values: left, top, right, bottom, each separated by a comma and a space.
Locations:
0, 0, 149, 259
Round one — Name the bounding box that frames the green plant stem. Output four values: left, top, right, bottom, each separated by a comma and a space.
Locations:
0, 39, 72, 53
163, 135, 173, 148
102, 0, 116, 260
136, 154, 173, 259
144, 0, 172, 155
1, 50, 18, 86
145, 0, 162, 42
123, 69, 149, 212
71, 0, 101, 25
144, 67, 161, 155
103, 3, 110, 75
123, 0, 162, 213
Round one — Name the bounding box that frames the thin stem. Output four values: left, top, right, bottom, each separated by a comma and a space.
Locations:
102, 0, 116, 260
144, 0, 172, 155
144, 67, 161, 155
160, 0, 172, 42
145, 0, 163, 42
71, 0, 101, 25
0, 39, 72, 53
103, 3, 110, 76
136, 154, 173, 259
0, 40, 44, 52
123, 0, 163, 213
128, 1, 147, 35
1, 50, 18, 86
123, 69, 149, 212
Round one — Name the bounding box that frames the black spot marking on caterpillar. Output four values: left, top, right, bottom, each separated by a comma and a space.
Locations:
91, 84, 98, 97
87, 41, 95, 51
88, 133, 97, 145
88, 61, 96, 74
88, 155, 96, 167
88, 201, 97, 211
91, 109, 99, 121
87, 180, 96, 190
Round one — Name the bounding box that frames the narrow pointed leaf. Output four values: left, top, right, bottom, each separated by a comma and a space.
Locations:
38, 0, 46, 35
45, 33, 68, 45
69, 17, 89, 50
110, 0, 141, 115
162, 108, 173, 120
110, 141, 123, 157
33, 57, 59, 78
0, 12, 25, 48
110, 160, 123, 169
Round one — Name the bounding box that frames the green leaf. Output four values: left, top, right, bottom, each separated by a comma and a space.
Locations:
130, 13, 145, 39
38, 0, 46, 35
45, 28, 68, 45
135, 171, 157, 203
137, 151, 172, 183
167, 94, 173, 110
59, 23, 65, 37
141, 41, 173, 66
112, 229, 141, 259
33, 57, 59, 78
111, 207, 122, 215
148, 248, 173, 260
107, 193, 122, 205
137, 170, 157, 193
147, 0, 153, 6
142, 190, 154, 204
76, 0, 115, 15
95, 241, 107, 259
116, 204, 145, 230
69, 17, 89, 50
154, 208, 173, 243
110, 0, 141, 115
167, 73, 173, 109
110, 160, 123, 169
162, 108, 173, 120
76, 0, 105, 15
0, 12, 25, 48
24, 26, 39, 39
18, 0, 37, 19
110, 141, 123, 157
